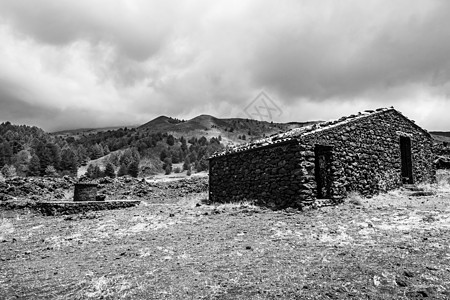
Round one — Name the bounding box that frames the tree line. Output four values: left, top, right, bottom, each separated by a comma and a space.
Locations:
0, 122, 225, 179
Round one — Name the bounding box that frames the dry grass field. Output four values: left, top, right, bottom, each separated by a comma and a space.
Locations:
1, 171, 450, 299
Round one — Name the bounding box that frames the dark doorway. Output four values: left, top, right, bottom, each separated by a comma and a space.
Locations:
400, 136, 413, 184
315, 145, 333, 199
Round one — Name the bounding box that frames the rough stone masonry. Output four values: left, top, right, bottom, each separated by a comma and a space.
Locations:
208, 108, 435, 209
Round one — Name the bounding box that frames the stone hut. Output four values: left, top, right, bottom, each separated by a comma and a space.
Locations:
208, 108, 435, 209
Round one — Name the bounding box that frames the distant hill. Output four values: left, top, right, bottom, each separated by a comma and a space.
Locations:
138, 114, 321, 145
51, 125, 139, 136
431, 131, 450, 138
431, 132, 450, 143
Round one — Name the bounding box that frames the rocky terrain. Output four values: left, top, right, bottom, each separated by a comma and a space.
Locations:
0, 175, 208, 203
1, 171, 450, 299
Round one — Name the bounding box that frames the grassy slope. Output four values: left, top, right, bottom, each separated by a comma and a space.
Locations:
432, 133, 450, 143
138, 114, 318, 143
1, 171, 450, 299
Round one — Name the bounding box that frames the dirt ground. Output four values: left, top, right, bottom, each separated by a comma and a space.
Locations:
1, 172, 450, 299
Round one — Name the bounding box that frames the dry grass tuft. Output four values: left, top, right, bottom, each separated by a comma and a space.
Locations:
436, 169, 450, 191
78, 275, 133, 299
346, 191, 363, 206
176, 192, 208, 208
0, 218, 14, 241
213, 200, 259, 210
417, 170, 450, 194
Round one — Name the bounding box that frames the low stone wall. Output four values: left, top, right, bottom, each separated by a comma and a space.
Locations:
0, 200, 141, 216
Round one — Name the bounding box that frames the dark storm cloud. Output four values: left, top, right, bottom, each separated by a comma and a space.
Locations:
0, 82, 57, 123
0, 0, 449, 131
248, 1, 450, 101
0, 0, 173, 61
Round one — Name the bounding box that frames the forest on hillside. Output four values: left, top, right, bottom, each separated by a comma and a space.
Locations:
0, 122, 224, 179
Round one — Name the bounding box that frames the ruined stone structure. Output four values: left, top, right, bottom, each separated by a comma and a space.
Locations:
209, 108, 435, 209
73, 183, 98, 201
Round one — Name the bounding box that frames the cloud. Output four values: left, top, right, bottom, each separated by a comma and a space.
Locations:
0, 0, 449, 131
248, 0, 450, 100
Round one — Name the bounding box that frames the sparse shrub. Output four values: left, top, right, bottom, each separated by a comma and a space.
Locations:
174, 167, 181, 173
435, 170, 450, 192
346, 191, 363, 206
60, 170, 76, 177
165, 165, 172, 175
1, 165, 16, 178
44, 165, 58, 177
186, 164, 192, 176
183, 157, 190, 171
163, 157, 172, 175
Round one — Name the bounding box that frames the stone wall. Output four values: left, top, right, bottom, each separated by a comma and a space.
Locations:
209, 140, 313, 209
209, 110, 435, 208
74, 183, 98, 201
301, 109, 435, 199
0, 200, 141, 216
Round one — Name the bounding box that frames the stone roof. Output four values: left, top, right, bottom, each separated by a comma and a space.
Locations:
210, 107, 413, 158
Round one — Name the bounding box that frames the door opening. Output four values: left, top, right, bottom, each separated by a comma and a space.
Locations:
400, 136, 413, 184
315, 145, 333, 199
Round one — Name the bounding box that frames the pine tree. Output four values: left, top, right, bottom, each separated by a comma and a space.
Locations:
180, 136, 187, 152
0, 142, 13, 166
119, 149, 133, 166
165, 165, 172, 175
86, 164, 96, 179
28, 154, 41, 176
117, 164, 128, 177
160, 149, 168, 161
91, 144, 104, 160
166, 135, 175, 146
183, 157, 191, 171
48, 143, 61, 170
35, 141, 50, 175
61, 148, 78, 176
76, 145, 89, 166
171, 149, 181, 163
128, 161, 139, 178
103, 145, 110, 155
108, 152, 120, 166
199, 136, 208, 146
13, 150, 30, 177
130, 148, 140, 163
104, 162, 116, 178
93, 165, 103, 178
162, 157, 172, 171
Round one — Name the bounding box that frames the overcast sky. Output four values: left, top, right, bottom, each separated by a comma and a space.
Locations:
0, 0, 449, 132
